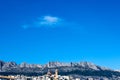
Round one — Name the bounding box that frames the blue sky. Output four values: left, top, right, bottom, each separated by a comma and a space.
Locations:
0, 0, 120, 69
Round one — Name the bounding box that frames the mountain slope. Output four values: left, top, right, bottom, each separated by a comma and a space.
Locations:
0, 60, 120, 78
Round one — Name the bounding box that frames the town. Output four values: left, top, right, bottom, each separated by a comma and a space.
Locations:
0, 69, 113, 80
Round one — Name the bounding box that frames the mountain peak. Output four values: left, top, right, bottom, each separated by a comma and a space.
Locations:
79, 62, 99, 70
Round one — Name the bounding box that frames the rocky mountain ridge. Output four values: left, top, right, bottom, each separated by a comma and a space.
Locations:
0, 60, 120, 78
0, 60, 110, 71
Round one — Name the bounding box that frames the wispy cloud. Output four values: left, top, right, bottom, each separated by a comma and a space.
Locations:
22, 15, 82, 30
39, 16, 61, 26
22, 15, 63, 29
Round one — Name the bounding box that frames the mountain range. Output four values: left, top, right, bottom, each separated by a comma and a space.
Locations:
0, 60, 120, 78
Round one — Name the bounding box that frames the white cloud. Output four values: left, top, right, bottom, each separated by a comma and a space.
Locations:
39, 16, 62, 26
22, 15, 82, 30
22, 15, 63, 29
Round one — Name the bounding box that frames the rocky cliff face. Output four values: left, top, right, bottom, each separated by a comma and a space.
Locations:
0, 60, 111, 72
44, 61, 110, 71
19, 62, 42, 68
0, 61, 5, 71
